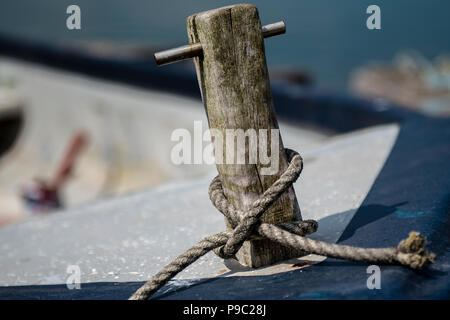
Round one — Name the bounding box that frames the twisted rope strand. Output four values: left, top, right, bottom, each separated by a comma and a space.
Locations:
130, 232, 230, 300
130, 148, 435, 300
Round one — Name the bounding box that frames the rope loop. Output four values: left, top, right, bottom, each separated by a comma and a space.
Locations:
211, 148, 305, 259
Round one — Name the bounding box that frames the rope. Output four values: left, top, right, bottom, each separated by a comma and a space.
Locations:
129, 148, 435, 300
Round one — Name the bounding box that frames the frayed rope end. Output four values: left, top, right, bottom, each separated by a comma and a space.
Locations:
396, 231, 436, 269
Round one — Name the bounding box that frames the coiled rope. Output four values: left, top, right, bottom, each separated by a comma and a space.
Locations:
129, 148, 435, 300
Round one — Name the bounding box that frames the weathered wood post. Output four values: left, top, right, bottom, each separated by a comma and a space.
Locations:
154, 4, 302, 267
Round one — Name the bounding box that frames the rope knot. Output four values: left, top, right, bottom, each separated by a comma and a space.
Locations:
210, 148, 309, 259
396, 231, 435, 269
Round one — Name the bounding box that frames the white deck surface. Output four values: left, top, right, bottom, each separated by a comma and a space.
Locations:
0, 57, 398, 288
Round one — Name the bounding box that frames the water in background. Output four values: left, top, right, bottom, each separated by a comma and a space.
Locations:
0, 0, 449, 91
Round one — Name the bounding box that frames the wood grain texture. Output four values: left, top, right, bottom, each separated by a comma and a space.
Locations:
187, 4, 302, 267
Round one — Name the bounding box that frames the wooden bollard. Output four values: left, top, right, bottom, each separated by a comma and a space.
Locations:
155, 4, 302, 267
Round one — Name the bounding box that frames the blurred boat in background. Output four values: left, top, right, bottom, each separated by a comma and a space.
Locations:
0, 38, 323, 226
350, 51, 450, 117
